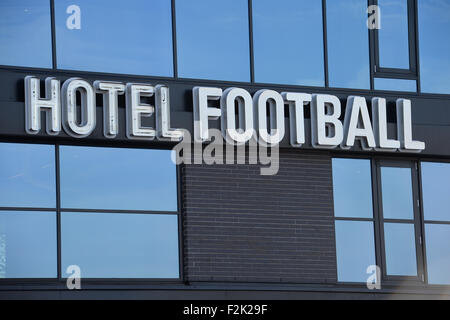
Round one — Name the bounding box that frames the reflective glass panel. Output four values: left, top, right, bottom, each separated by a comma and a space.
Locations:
378, 0, 410, 69
332, 158, 373, 218
55, 0, 173, 76
61, 212, 179, 278
335, 220, 376, 282
384, 222, 417, 276
0, 0, 52, 68
0, 211, 56, 278
253, 0, 324, 86
176, 0, 250, 81
327, 0, 370, 89
418, 0, 450, 94
0, 143, 55, 208
425, 224, 450, 284
60, 146, 177, 211
380, 166, 414, 220
421, 162, 450, 221
374, 78, 416, 92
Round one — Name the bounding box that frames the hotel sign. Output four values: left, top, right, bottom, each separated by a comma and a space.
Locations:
24, 76, 425, 152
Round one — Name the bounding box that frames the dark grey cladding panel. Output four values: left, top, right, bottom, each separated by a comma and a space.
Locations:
181, 149, 337, 283
0, 68, 450, 155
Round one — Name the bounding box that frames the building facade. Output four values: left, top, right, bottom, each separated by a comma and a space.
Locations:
1, 0, 450, 299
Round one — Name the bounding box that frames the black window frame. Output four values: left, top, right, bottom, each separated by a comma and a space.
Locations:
332, 156, 427, 286
0, 141, 184, 285
374, 160, 425, 284
368, 0, 420, 90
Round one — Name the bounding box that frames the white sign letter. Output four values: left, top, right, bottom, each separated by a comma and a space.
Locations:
342, 96, 376, 150
311, 94, 343, 148
62, 78, 96, 138
221, 87, 254, 144
372, 97, 400, 151
94, 81, 125, 138
25, 76, 61, 135
282, 92, 311, 147
397, 99, 425, 152
126, 83, 156, 139
193, 87, 222, 142
254, 89, 285, 145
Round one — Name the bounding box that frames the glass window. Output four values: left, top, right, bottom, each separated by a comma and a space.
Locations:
252, 0, 324, 86
176, 0, 250, 81
421, 162, 450, 221
60, 146, 177, 211
0, 143, 56, 208
55, 0, 173, 76
61, 212, 179, 278
332, 158, 376, 282
379, 165, 418, 277
384, 223, 417, 276
418, 0, 450, 94
335, 220, 376, 282
0, 211, 57, 278
378, 0, 409, 69
326, 0, 370, 89
421, 162, 450, 284
332, 158, 373, 218
0, 0, 52, 68
374, 78, 416, 92
380, 167, 414, 220
425, 224, 450, 284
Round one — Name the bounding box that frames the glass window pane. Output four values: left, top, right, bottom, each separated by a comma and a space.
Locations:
61, 212, 179, 278
60, 146, 177, 211
335, 220, 376, 282
380, 166, 414, 219
332, 158, 373, 218
418, 0, 450, 94
253, 0, 324, 86
0, 211, 56, 278
0, 143, 55, 208
378, 0, 409, 69
374, 78, 416, 92
176, 0, 250, 81
425, 224, 450, 284
421, 162, 450, 221
327, 0, 370, 89
55, 0, 173, 76
384, 223, 417, 276
0, 0, 52, 68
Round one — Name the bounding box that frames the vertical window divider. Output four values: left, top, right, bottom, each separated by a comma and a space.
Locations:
55, 144, 61, 280
413, 0, 421, 93
248, 0, 255, 83
416, 161, 428, 283
368, 0, 376, 90
171, 0, 178, 79
371, 158, 383, 282
176, 164, 185, 283
50, 0, 57, 70
322, 0, 329, 87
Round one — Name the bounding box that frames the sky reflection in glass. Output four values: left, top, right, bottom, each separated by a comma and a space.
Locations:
60, 146, 177, 211
327, 0, 370, 89
332, 158, 373, 218
176, 0, 250, 81
55, 0, 173, 76
253, 0, 324, 86
0, 143, 55, 208
61, 212, 179, 278
0, 0, 52, 68
418, 0, 450, 94
335, 220, 375, 282
378, 0, 410, 69
0, 211, 56, 278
